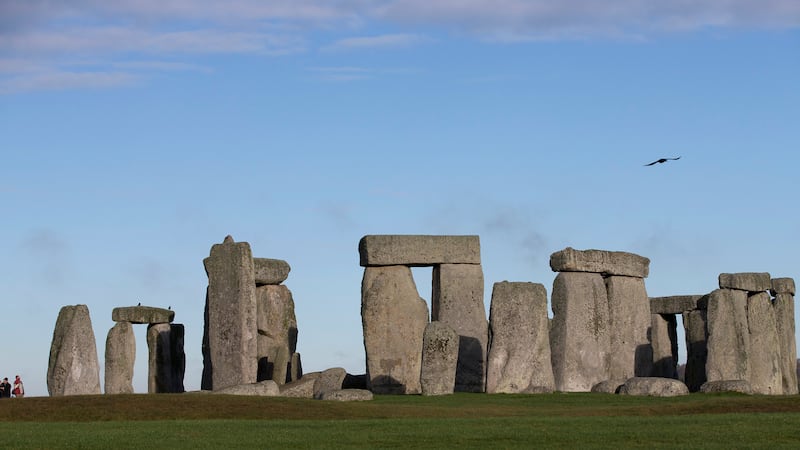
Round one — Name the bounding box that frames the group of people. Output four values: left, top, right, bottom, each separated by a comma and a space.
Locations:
0, 376, 24, 398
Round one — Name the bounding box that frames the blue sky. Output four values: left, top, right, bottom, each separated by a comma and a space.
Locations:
2, 1, 799, 396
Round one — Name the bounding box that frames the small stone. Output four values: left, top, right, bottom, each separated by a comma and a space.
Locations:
279, 373, 320, 398
313, 368, 347, 399
214, 380, 280, 396
699, 380, 753, 394
618, 377, 689, 397
591, 380, 626, 394
420, 322, 458, 396
319, 389, 374, 401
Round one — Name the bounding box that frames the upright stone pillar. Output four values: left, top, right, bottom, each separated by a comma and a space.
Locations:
203, 235, 257, 390
683, 309, 708, 392
432, 263, 488, 393
550, 272, 610, 392
147, 323, 185, 393
256, 284, 298, 384
362, 265, 428, 394
771, 278, 798, 395
706, 288, 750, 382
420, 322, 459, 396
47, 304, 102, 396
486, 282, 554, 393
606, 276, 652, 379
650, 314, 678, 379
747, 292, 783, 394
105, 321, 135, 394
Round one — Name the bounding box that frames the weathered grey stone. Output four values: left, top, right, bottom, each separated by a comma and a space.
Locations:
147, 323, 185, 393
279, 372, 320, 398
683, 309, 708, 392
649, 296, 705, 314
112, 306, 174, 324
549, 247, 650, 278
550, 272, 611, 392
699, 380, 753, 394
313, 368, 347, 400
718, 272, 771, 292
432, 263, 488, 393
362, 265, 428, 394
619, 377, 689, 397
203, 236, 258, 390
591, 380, 626, 394
486, 282, 554, 394
47, 305, 102, 396
771, 278, 796, 296
320, 389, 374, 401
706, 289, 750, 382
747, 292, 783, 395
253, 258, 291, 285
104, 322, 135, 394
420, 322, 458, 396
522, 385, 555, 394
215, 380, 280, 396
289, 352, 303, 383
773, 292, 799, 395
256, 284, 298, 384
650, 314, 678, 379
359, 235, 480, 266
606, 276, 652, 380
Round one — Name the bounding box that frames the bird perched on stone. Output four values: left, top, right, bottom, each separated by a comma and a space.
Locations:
137, 302, 141, 306
644, 156, 681, 166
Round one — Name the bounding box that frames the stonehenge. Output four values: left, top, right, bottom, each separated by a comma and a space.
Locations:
46, 234, 798, 400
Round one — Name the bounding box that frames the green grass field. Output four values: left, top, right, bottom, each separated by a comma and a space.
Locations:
0, 393, 799, 448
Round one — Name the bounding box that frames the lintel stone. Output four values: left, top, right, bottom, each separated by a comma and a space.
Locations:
359, 235, 480, 267
650, 295, 705, 314
549, 247, 649, 278
112, 306, 174, 324
770, 278, 796, 296
254, 258, 290, 285
718, 273, 771, 292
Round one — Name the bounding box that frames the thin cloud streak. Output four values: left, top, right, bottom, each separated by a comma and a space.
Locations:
322, 33, 430, 51
0, 70, 139, 95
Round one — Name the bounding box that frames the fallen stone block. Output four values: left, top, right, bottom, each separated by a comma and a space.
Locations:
771, 278, 796, 296
590, 380, 626, 394
313, 368, 347, 400
618, 377, 689, 397
279, 372, 320, 398
359, 235, 480, 267
649, 295, 705, 314
320, 389, 374, 401
699, 380, 752, 394
718, 272, 771, 292
253, 258, 290, 285
214, 380, 280, 396
549, 247, 649, 278
112, 306, 174, 324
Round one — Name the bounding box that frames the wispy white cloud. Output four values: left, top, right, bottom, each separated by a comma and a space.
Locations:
0, 70, 139, 95
322, 33, 430, 51
309, 66, 373, 81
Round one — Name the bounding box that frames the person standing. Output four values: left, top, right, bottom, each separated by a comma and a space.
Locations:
0, 378, 9, 398
12, 375, 23, 398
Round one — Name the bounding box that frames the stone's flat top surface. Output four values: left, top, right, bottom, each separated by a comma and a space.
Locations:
253, 258, 291, 285
549, 247, 650, 278
771, 278, 796, 296
718, 272, 771, 292
359, 235, 480, 267
112, 306, 174, 324
650, 295, 706, 314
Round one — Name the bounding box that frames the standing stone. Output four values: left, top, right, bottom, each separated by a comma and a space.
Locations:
105, 321, 135, 394
650, 314, 678, 379
550, 272, 611, 392
747, 292, 783, 395
605, 276, 652, 379
486, 282, 554, 393
773, 290, 799, 395
432, 263, 488, 393
361, 265, 428, 394
683, 309, 708, 392
47, 305, 102, 396
420, 322, 459, 396
203, 236, 257, 390
147, 323, 186, 393
256, 284, 298, 384
706, 289, 750, 382
289, 352, 303, 383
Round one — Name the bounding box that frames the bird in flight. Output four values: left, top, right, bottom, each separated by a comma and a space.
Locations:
644, 156, 681, 166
